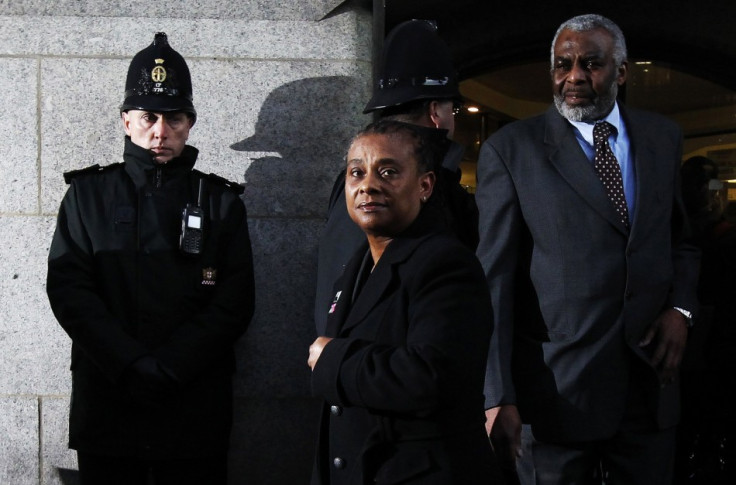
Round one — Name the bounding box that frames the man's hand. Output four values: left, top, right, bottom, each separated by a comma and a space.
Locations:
308, 336, 333, 370
486, 405, 522, 484
639, 308, 689, 385
486, 405, 521, 461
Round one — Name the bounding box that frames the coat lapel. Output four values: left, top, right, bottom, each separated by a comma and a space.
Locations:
323, 241, 398, 338
323, 244, 367, 338
338, 258, 394, 335
544, 107, 629, 235
331, 231, 433, 336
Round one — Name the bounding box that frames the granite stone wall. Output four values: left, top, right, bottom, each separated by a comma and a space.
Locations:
0, 2, 372, 483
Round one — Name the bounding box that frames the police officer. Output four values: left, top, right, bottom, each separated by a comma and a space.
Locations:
314, 19, 478, 335
47, 32, 255, 484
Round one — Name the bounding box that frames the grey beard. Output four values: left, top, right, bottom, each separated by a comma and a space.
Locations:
554, 81, 619, 122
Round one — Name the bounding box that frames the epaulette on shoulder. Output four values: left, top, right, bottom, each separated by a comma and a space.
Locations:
63, 163, 123, 185
194, 169, 244, 195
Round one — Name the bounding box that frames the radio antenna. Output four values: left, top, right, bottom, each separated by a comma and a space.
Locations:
197, 178, 204, 206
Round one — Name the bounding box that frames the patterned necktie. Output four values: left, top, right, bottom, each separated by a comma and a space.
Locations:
593, 121, 629, 229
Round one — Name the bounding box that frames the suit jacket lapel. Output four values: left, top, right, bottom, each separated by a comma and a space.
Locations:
621, 107, 657, 239
544, 107, 629, 235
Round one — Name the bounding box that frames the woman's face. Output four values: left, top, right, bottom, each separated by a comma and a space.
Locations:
345, 132, 434, 238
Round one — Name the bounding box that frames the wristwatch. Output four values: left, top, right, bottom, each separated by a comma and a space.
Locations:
673, 307, 693, 328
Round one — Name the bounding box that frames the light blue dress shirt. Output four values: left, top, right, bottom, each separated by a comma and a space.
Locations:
568, 102, 636, 223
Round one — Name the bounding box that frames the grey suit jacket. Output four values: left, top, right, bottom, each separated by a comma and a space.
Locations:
476, 104, 699, 442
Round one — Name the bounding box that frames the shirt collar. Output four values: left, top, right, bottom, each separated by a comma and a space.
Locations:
568, 101, 622, 144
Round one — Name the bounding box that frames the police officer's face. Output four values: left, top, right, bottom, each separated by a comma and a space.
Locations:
429, 100, 455, 138
122, 110, 193, 164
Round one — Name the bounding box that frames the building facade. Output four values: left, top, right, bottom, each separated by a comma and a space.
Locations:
3, 1, 735, 483
0, 1, 371, 483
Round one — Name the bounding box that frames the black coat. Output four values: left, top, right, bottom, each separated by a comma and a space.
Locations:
47, 138, 255, 458
311, 214, 498, 485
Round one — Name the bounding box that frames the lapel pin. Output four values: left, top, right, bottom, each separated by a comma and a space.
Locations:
328, 291, 342, 314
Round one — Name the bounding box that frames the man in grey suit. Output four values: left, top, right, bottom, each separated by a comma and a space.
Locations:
476, 14, 700, 485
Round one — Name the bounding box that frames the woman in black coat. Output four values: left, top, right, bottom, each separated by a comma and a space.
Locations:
308, 120, 499, 485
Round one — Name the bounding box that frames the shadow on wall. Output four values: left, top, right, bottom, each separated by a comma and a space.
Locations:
226, 76, 367, 484
231, 75, 367, 217
58, 468, 79, 484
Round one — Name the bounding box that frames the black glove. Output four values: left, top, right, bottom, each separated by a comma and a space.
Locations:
123, 355, 180, 408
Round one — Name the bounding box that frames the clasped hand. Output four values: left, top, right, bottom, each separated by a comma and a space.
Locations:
308, 336, 333, 370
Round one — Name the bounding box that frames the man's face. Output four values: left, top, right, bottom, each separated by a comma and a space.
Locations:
551, 28, 627, 122
122, 110, 193, 164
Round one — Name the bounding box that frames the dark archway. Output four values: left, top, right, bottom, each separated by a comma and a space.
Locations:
377, 1, 736, 190
383, 0, 736, 88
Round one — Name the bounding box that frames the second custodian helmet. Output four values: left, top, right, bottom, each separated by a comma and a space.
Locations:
363, 20, 461, 114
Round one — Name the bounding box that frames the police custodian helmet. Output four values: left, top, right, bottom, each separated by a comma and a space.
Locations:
120, 32, 196, 120
363, 20, 461, 114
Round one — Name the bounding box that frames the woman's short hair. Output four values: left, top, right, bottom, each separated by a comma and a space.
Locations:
351, 119, 442, 174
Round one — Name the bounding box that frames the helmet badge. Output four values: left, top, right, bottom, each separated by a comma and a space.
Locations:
151, 58, 167, 91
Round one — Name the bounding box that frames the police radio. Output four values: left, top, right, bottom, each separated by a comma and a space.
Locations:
179, 179, 205, 255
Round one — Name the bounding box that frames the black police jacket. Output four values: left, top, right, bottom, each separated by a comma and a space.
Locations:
47, 137, 255, 458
